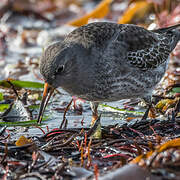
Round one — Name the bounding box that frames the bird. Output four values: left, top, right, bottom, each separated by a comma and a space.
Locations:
37, 22, 180, 124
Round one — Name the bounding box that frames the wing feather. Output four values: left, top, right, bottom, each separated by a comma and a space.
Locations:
108, 25, 171, 71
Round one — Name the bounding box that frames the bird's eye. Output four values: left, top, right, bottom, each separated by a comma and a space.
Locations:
56, 65, 64, 74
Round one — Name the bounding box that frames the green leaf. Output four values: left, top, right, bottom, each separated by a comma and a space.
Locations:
0, 104, 9, 111
0, 116, 48, 127
0, 80, 44, 89
99, 104, 144, 115
171, 87, 180, 93
0, 93, 3, 101
29, 105, 39, 109
0, 120, 37, 126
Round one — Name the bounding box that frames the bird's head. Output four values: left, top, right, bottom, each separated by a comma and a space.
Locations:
40, 42, 75, 88
37, 41, 88, 124
37, 42, 74, 124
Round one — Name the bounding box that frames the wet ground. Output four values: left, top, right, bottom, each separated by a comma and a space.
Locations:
0, 0, 180, 179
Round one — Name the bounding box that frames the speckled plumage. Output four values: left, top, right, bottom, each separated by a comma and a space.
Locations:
40, 22, 180, 113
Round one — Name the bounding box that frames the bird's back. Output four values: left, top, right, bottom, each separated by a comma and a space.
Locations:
65, 22, 157, 50
65, 22, 119, 49
65, 22, 179, 71
61, 22, 180, 102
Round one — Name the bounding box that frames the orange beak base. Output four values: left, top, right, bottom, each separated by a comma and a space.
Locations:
37, 83, 54, 124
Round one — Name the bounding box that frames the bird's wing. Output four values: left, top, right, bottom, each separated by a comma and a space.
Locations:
65, 22, 118, 49
66, 22, 172, 71
109, 25, 171, 71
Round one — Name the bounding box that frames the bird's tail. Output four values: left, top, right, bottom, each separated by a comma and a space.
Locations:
152, 23, 180, 33
153, 24, 180, 51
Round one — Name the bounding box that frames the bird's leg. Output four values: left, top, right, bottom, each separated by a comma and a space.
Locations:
142, 104, 152, 120
90, 101, 101, 138
90, 102, 99, 126
142, 96, 152, 120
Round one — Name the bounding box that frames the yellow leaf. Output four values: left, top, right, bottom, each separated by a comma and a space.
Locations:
131, 154, 144, 164
131, 150, 153, 164
118, 1, 152, 24
148, 107, 156, 119
155, 99, 177, 112
131, 138, 180, 164
155, 99, 170, 109
126, 117, 136, 122
157, 138, 180, 153
68, 0, 113, 27
15, 135, 32, 146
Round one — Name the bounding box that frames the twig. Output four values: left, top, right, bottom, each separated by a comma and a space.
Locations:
59, 99, 73, 129
6, 80, 19, 99
19, 172, 46, 180
0, 143, 8, 164
87, 114, 101, 136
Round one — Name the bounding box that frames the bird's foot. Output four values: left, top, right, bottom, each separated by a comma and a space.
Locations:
91, 114, 98, 126
90, 114, 102, 139
141, 105, 157, 120
141, 105, 151, 120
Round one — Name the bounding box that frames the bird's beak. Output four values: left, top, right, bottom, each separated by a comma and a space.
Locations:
37, 83, 55, 124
